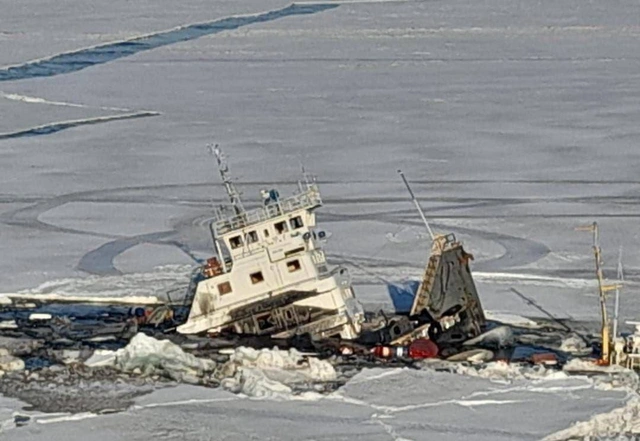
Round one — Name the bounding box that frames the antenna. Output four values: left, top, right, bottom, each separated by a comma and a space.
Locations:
299, 160, 315, 186
613, 246, 624, 339
209, 144, 245, 215
398, 170, 435, 241
297, 161, 306, 192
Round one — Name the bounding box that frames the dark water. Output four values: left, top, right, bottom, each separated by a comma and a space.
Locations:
0, 4, 339, 82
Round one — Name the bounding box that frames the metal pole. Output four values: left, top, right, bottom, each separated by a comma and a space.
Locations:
209, 144, 245, 215
592, 222, 610, 362
398, 170, 435, 241
613, 246, 623, 339
576, 221, 610, 363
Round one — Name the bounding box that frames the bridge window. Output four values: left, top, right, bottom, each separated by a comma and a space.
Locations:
274, 221, 288, 234
285, 247, 305, 257
229, 235, 243, 249
218, 282, 232, 295
316, 265, 328, 274
287, 259, 301, 272
250, 271, 264, 284
290, 216, 304, 229
246, 231, 259, 244
263, 229, 270, 238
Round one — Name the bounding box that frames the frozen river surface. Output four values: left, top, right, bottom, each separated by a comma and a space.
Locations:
1, 0, 640, 438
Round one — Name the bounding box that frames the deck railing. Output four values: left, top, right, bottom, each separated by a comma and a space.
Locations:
213, 184, 322, 234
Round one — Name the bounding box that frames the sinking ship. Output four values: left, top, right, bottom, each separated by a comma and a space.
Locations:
0, 149, 485, 358
176, 150, 485, 349
176, 147, 364, 339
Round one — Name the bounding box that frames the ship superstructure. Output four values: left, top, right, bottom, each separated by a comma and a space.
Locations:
177, 147, 364, 339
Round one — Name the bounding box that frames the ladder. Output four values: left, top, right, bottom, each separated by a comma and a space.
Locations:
410, 235, 453, 317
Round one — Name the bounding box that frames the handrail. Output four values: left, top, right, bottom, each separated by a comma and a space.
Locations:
213, 185, 322, 235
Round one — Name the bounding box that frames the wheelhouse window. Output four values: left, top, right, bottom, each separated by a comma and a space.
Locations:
229, 235, 243, 249
250, 271, 265, 284
263, 229, 270, 238
218, 282, 232, 295
290, 216, 304, 230
287, 259, 301, 272
246, 231, 259, 244
274, 221, 288, 234
316, 265, 328, 274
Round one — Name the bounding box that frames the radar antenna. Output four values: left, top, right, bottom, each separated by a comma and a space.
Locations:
301, 161, 316, 184
209, 144, 245, 215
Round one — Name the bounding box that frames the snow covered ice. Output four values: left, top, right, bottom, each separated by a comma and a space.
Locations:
219, 346, 337, 398
81, 333, 336, 397
3, 0, 640, 438
112, 333, 217, 383
2, 362, 638, 441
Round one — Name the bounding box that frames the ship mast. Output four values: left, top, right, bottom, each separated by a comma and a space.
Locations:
209, 145, 245, 215
576, 221, 611, 364
398, 170, 435, 241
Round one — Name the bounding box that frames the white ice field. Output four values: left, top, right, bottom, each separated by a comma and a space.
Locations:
2, 0, 640, 439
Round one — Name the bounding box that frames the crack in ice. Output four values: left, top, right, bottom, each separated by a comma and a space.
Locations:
0, 111, 160, 140
328, 392, 522, 414
0, 3, 339, 82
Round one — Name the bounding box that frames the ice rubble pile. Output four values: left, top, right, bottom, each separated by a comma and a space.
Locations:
424, 356, 640, 386
218, 346, 336, 399
84, 333, 216, 383
0, 348, 25, 376
559, 334, 591, 355
84, 333, 336, 398
563, 358, 640, 391
462, 325, 513, 347
115, 333, 217, 383
438, 360, 568, 381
